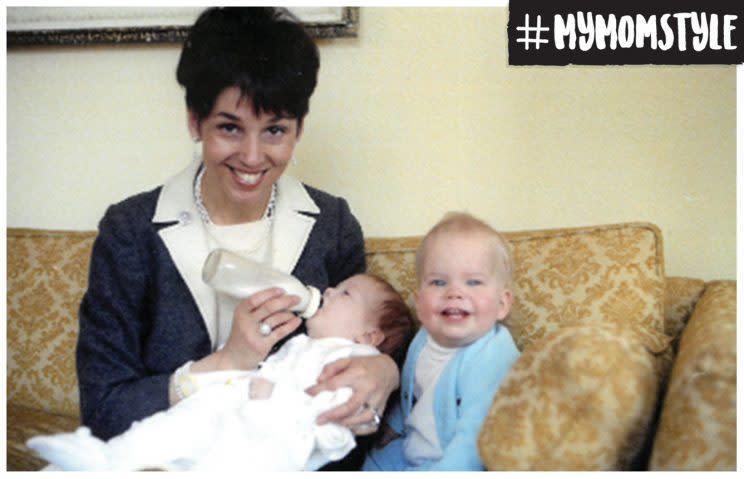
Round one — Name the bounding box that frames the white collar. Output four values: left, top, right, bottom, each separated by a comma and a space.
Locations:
151, 160, 321, 347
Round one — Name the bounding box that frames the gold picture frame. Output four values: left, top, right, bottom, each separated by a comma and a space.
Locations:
7, 6, 359, 46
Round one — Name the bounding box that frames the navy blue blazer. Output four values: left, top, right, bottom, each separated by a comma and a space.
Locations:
77, 179, 365, 441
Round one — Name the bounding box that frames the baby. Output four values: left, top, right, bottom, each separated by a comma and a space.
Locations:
28, 273, 414, 471
363, 212, 521, 471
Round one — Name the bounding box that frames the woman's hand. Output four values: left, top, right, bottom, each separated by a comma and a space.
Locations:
193, 288, 302, 372
305, 354, 400, 436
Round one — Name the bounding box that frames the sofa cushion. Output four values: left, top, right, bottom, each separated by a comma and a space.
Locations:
366, 223, 666, 352
7, 403, 80, 471
365, 236, 421, 318
663, 276, 706, 347
650, 281, 736, 471
504, 223, 665, 350
478, 322, 671, 470
6, 229, 95, 418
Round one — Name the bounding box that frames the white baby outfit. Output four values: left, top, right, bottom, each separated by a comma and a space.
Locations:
28, 335, 378, 471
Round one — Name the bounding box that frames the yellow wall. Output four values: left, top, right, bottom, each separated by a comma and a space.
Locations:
6, 8, 736, 280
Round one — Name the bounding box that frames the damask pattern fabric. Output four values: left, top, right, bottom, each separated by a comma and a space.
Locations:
478, 322, 671, 470
650, 281, 737, 471
366, 223, 666, 350
7, 229, 95, 417
663, 276, 706, 349
365, 236, 420, 321
6, 224, 730, 471
503, 223, 665, 350
7, 404, 79, 471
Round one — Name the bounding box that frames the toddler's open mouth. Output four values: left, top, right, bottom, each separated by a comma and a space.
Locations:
442, 307, 470, 321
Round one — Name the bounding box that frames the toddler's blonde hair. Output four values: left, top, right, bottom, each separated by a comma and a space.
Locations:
415, 212, 514, 288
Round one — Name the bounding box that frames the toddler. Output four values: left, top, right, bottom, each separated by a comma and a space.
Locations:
28, 273, 414, 471
363, 212, 521, 471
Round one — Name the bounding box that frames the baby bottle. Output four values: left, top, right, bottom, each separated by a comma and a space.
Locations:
202, 248, 322, 319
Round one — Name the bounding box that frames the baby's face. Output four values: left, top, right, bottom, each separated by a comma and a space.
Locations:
415, 232, 512, 348
305, 275, 383, 340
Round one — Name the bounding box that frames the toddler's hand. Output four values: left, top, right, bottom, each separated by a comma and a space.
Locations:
248, 377, 275, 400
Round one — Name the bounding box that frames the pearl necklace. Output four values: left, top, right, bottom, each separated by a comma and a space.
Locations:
194, 166, 277, 225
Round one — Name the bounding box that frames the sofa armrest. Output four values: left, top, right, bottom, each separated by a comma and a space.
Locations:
650, 280, 736, 471
664, 277, 705, 346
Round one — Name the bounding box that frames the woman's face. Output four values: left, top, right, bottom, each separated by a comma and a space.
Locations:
189, 86, 301, 224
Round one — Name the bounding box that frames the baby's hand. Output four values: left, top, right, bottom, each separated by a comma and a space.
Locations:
248, 377, 275, 399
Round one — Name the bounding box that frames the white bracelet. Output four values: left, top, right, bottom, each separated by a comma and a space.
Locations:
172, 360, 195, 400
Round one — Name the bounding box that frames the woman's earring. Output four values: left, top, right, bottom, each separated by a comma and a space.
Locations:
192, 138, 202, 162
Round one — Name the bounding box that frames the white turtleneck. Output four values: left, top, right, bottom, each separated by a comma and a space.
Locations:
403, 335, 460, 466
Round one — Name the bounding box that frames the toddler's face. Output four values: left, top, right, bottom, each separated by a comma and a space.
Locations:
306, 275, 383, 340
415, 232, 512, 348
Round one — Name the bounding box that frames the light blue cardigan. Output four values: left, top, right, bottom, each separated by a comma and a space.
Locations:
363, 324, 520, 471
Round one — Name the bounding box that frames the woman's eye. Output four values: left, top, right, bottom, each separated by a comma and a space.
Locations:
266, 125, 286, 136
218, 123, 240, 134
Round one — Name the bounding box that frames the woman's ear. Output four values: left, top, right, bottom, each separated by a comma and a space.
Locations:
187, 109, 201, 140
355, 329, 384, 348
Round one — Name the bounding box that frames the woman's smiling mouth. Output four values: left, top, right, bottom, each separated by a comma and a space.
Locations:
229, 165, 266, 187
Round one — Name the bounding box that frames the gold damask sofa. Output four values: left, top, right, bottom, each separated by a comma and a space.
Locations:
6, 223, 736, 471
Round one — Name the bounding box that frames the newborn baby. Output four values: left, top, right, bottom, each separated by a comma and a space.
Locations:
28, 274, 414, 471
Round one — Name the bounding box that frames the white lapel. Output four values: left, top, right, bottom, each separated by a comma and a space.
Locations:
271, 174, 320, 274
152, 160, 218, 342
151, 163, 320, 344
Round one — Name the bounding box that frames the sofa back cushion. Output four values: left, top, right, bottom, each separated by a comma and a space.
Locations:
505, 222, 665, 349
7, 229, 96, 417
366, 222, 666, 350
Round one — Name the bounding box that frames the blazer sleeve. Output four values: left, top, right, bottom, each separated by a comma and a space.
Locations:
76, 205, 171, 440
407, 329, 521, 471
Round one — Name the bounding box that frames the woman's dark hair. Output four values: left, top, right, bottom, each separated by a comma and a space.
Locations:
176, 7, 320, 124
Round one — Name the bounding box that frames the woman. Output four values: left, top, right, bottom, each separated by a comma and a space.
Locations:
76, 7, 398, 468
